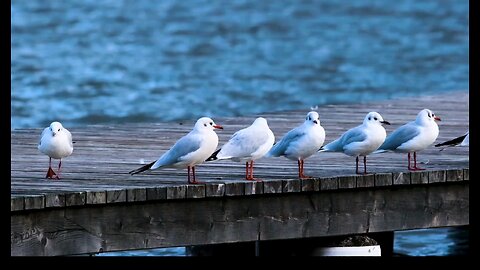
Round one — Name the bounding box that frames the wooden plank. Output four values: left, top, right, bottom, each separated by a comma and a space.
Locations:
446, 169, 463, 182
282, 179, 301, 193
166, 185, 186, 200
11, 209, 104, 256
225, 182, 245, 196
337, 176, 356, 189
127, 188, 147, 202
464, 168, 469, 181
86, 191, 107, 205
301, 178, 319, 192
24, 195, 44, 210
393, 172, 410, 185
244, 181, 263, 195
356, 175, 375, 188
45, 193, 66, 208
11, 197, 24, 211
205, 183, 225, 197
319, 177, 337, 191
65, 192, 86, 206
106, 189, 127, 204
11, 182, 468, 256
410, 171, 429, 185
263, 180, 283, 194
428, 170, 446, 184
10, 91, 469, 210
374, 173, 392, 187
186, 185, 206, 199
146, 187, 167, 201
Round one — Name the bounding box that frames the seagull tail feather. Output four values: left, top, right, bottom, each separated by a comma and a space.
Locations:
206, 148, 221, 162
129, 160, 156, 175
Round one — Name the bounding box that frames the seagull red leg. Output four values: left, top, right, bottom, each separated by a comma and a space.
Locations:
413, 152, 425, 170
188, 166, 202, 184
363, 156, 368, 174
46, 157, 58, 179
246, 160, 261, 181
299, 159, 312, 179
56, 159, 62, 179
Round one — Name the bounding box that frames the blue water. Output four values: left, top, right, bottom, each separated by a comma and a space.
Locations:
11, 0, 468, 256
11, 0, 468, 129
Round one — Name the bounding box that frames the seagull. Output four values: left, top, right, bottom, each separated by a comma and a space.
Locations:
207, 117, 274, 181
266, 111, 325, 179
38, 121, 74, 179
129, 117, 223, 184
376, 109, 441, 170
320, 112, 390, 174
435, 131, 468, 151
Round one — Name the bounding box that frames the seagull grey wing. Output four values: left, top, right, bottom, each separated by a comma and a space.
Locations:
155, 135, 203, 167
340, 127, 368, 147
66, 129, 73, 148
379, 123, 420, 150
38, 127, 49, 147
268, 128, 305, 157
222, 129, 270, 158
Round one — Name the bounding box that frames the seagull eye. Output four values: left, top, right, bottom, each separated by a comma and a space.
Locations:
58, 128, 61, 132
210, 122, 213, 126
374, 117, 378, 121
368, 117, 371, 120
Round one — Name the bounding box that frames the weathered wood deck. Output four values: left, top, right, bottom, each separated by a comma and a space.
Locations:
11, 91, 469, 256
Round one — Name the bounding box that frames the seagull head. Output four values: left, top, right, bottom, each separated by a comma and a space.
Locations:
49, 121, 64, 136
416, 109, 441, 125
196, 117, 223, 131
252, 117, 268, 127
305, 111, 320, 125
364, 112, 390, 126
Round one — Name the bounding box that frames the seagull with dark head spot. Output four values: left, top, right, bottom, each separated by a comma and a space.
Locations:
266, 111, 325, 179
207, 117, 274, 181
376, 109, 441, 170
129, 117, 223, 184
320, 112, 390, 174
38, 121, 73, 179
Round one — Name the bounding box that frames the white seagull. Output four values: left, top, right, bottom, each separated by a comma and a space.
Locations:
129, 117, 223, 184
376, 109, 441, 170
320, 112, 390, 174
207, 117, 275, 181
435, 131, 468, 151
266, 111, 325, 179
38, 121, 74, 179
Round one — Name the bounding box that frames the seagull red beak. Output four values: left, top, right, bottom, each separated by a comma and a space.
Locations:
434, 116, 441, 121
213, 124, 223, 130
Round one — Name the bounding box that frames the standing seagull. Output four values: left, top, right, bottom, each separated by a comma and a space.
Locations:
38, 121, 74, 179
129, 117, 223, 184
266, 111, 325, 179
435, 131, 468, 151
207, 117, 275, 181
376, 109, 441, 170
320, 112, 390, 174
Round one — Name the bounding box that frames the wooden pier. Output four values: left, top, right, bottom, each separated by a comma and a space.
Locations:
11, 91, 469, 256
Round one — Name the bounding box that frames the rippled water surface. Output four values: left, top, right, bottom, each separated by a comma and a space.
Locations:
11, 0, 468, 129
